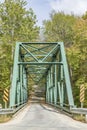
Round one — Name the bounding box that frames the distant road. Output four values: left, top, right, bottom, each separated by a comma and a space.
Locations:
0, 103, 87, 130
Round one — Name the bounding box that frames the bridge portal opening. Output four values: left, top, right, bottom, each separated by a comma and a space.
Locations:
10, 42, 74, 109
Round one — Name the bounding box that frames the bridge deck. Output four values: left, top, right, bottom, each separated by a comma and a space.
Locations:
0, 103, 87, 130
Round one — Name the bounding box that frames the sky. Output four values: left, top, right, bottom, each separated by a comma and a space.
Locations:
1, 0, 87, 26
28, 0, 87, 26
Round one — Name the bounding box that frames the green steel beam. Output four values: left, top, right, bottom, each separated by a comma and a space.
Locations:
20, 44, 39, 62
17, 82, 21, 105
60, 42, 74, 107
21, 42, 59, 45
28, 72, 45, 74
23, 54, 53, 57
27, 44, 52, 54
58, 82, 63, 107
18, 62, 63, 65
50, 67, 53, 104
46, 75, 49, 102
54, 64, 57, 105
42, 43, 59, 62
20, 65, 23, 102
48, 70, 51, 103
10, 42, 28, 107
10, 42, 20, 107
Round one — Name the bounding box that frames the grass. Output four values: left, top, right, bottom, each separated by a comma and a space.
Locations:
73, 114, 86, 123
0, 115, 12, 123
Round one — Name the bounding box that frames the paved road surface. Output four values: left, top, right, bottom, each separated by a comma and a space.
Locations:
0, 103, 87, 130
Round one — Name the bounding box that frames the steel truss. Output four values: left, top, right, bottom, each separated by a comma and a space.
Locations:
10, 42, 74, 108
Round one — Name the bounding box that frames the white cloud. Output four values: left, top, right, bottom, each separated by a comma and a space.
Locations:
1, 0, 4, 2
50, 0, 87, 15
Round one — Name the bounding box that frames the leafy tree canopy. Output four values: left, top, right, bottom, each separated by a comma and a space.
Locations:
43, 11, 76, 46
0, 0, 39, 91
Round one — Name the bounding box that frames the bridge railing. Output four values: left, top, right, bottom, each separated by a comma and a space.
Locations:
0, 102, 27, 115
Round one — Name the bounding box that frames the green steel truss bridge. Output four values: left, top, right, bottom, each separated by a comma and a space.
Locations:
10, 42, 74, 109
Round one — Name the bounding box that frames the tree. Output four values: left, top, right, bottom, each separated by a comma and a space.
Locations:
68, 18, 87, 85
67, 16, 87, 107
0, 43, 12, 89
0, 0, 39, 44
43, 11, 76, 46
0, 0, 39, 91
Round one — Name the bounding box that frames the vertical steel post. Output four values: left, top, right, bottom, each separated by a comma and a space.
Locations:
17, 82, 21, 106
9, 42, 20, 107
58, 82, 63, 107
60, 42, 74, 107
54, 64, 57, 105
22, 67, 24, 102
20, 64, 23, 104
51, 66, 53, 104
61, 65, 64, 106
46, 75, 49, 102
48, 70, 51, 103
23, 67, 28, 102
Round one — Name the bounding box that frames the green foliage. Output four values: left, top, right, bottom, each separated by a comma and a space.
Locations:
0, 43, 12, 89
0, 0, 39, 104
68, 17, 87, 83
0, 0, 39, 43
43, 11, 76, 46
66, 16, 87, 107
